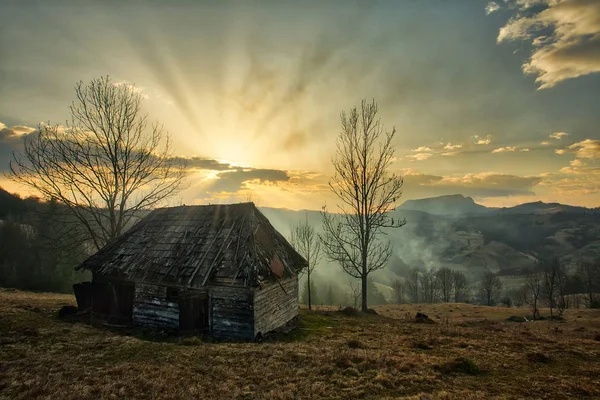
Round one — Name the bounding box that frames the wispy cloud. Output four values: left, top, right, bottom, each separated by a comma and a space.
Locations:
443, 143, 463, 150
492, 146, 518, 153
411, 146, 433, 152
496, 0, 600, 88
473, 134, 492, 145
485, 1, 500, 15
406, 152, 433, 161
568, 139, 600, 159
540, 141, 551, 145
549, 131, 569, 140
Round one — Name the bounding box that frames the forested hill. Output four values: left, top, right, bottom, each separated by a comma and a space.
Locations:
259, 196, 600, 280
2, 187, 599, 292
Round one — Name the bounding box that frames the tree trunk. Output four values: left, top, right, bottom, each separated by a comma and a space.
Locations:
361, 275, 368, 312
308, 272, 312, 311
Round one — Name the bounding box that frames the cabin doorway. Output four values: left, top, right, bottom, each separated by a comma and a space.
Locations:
179, 293, 208, 333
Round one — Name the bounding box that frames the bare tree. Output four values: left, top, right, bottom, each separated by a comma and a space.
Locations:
478, 269, 502, 306
10, 76, 184, 251
406, 267, 421, 303
578, 260, 599, 307
320, 99, 405, 312
290, 214, 323, 311
420, 269, 439, 304
347, 277, 362, 309
391, 279, 405, 304
542, 258, 567, 317
524, 272, 543, 319
452, 270, 468, 303
555, 260, 568, 315
509, 286, 528, 308
437, 267, 453, 303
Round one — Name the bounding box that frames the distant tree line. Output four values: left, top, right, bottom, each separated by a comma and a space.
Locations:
299, 275, 388, 308
390, 267, 471, 304
0, 190, 88, 293
512, 258, 600, 318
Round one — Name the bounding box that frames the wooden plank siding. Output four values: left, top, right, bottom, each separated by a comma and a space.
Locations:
253, 276, 298, 337
209, 285, 254, 340
132, 283, 179, 330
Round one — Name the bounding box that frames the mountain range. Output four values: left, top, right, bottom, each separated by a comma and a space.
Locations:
2, 187, 599, 290
260, 195, 600, 290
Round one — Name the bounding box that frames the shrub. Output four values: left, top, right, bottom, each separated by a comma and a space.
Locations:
347, 339, 365, 349
527, 352, 552, 363
438, 357, 480, 375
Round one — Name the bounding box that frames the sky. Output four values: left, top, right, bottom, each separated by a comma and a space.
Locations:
1, 0, 599, 210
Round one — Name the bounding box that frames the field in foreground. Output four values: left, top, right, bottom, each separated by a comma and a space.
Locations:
1, 290, 600, 400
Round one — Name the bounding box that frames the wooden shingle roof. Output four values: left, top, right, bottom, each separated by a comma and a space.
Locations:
76, 203, 307, 288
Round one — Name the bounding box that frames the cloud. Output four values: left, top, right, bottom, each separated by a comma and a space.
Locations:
411, 146, 433, 152
568, 139, 600, 158
443, 143, 463, 150
496, 0, 600, 88
485, 1, 501, 15
473, 134, 492, 145
492, 146, 518, 153
540, 141, 551, 145
549, 131, 569, 139
520, 148, 530, 152
170, 157, 234, 171
0, 122, 38, 172
555, 149, 567, 155
207, 168, 290, 193
406, 152, 433, 161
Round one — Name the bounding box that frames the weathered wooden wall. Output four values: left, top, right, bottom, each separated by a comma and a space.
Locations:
253, 276, 298, 336
132, 283, 179, 330
209, 285, 254, 340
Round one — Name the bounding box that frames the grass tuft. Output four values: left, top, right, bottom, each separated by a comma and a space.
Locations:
438, 356, 481, 375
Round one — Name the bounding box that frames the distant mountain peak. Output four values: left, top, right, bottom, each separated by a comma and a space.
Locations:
399, 194, 488, 216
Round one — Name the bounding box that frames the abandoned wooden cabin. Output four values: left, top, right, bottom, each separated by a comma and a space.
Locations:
73, 203, 307, 340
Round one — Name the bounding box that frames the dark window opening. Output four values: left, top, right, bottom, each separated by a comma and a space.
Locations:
166, 287, 179, 302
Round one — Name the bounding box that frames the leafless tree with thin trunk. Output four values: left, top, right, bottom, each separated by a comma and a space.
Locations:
420, 269, 439, 304
452, 270, 468, 303
290, 214, 322, 311
524, 271, 543, 319
320, 99, 405, 312
578, 260, 599, 307
478, 269, 502, 306
542, 258, 558, 317
347, 277, 362, 310
391, 279, 405, 304
10, 76, 185, 251
437, 267, 453, 303
406, 267, 421, 303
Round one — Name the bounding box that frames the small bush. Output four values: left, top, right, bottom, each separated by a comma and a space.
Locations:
594, 333, 600, 342
413, 341, 432, 350
438, 357, 480, 375
347, 339, 365, 349
339, 307, 358, 316
506, 315, 527, 323
527, 352, 552, 363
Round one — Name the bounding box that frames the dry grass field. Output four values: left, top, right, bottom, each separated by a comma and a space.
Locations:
1, 289, 600, 400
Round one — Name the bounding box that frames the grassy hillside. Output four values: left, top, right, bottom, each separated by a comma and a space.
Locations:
261, 206, 600, 279
1, 289, 600, 399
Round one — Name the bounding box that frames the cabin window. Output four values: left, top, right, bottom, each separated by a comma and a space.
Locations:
166, 287, 179, 302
